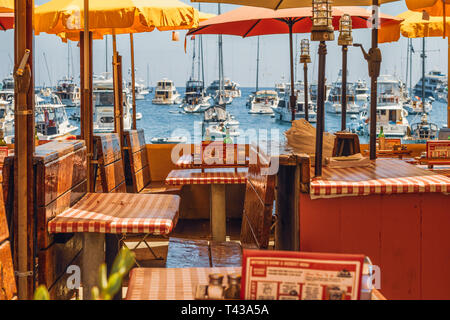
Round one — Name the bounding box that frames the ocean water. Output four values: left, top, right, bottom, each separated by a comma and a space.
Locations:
68, 87, 449, 145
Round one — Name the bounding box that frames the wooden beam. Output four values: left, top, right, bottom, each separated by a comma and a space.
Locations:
14, 0, 35, 300
130, 34, 137, 130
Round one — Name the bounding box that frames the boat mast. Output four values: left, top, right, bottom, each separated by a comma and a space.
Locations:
218, 4, 224, 104
147, 63, 150, 88
421, 37, 426, 108
43, 52, 52, 87
67, 41, 70, 79
256, 36, 260, 92
191, 32, 196, 80
406, 38, 409, 96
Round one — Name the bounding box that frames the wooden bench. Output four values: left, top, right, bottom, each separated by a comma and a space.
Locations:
123, 129, 182, 194
0, 168, 16, 300
423, 140, 450, 168
165, 145, 276, 268
3, 140, 86, 299
93, 133, 127, 193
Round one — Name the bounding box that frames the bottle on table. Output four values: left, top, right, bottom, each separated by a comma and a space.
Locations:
378, 126, 385, 150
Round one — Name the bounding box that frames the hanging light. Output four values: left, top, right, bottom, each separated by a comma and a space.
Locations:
311, 0, 334, 42
172, 31, 180, 41
300, 39, 311, 64
338, 14, 353, 46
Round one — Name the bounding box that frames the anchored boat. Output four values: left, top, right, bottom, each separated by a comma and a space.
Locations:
152, 79, 182, 105
248, 90, 278, 115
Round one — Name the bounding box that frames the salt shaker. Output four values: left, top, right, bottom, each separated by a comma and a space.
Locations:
207, 273, 224, 299
224, 273, 241, 300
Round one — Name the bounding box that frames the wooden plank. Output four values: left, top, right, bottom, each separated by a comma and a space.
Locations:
130, 148, 149, 173
37, 181, 87, 249
100, 159, 126, 193
38, 233, 83, 289
35, 146, 87, 207
166, 238, 210, 268
210, 241, 242, 267
134, 165, 151, 193
0, 241, 16, 300
94, 133, 122, 166
125, 129, 146, 154
47, 250, 81, 300
0, 183, 8, 244
2, 156, 13, 227
34, 140, 85, 164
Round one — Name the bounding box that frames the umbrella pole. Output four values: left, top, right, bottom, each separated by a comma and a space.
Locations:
304, 62, 309, 122
14, 0, 34, 300
315, 41, 327, 177
448, 36, 450, 127
288, 21, 296, 122
369, 0, 379, 160
130, 34, 137, 130
341, 45, 348, 131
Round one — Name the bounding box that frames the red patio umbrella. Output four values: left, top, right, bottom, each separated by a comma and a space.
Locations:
188, 6, 401, 121
0, 12, 13, 30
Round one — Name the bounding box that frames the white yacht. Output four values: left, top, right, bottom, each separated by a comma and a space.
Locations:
206, 78, 241, 100
361, 75, 410, 138
354, 79, 370, 102
181, 79, 211, 113
414, 70, 447, 100
274, 83, 317, 123
53, 77, 80, 107
0, 100, 14, 141
406, 113, 438, 141
326, 72, 361, 114
403, 98, 432, 114
0, 75, 14, 102
128, 80, 149, 100
92, 75, 132, 133
35, 94, 78, 140
202, 104, 240, 140
152, 79, 182, 105
249, 90, 278, 115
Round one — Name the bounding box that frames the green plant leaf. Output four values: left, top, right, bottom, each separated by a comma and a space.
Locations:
111, 247, 135, 276
106, 273, 122, 298
34, 285, 50, 300
98, 263, 108, 290
91, 286, 100, 300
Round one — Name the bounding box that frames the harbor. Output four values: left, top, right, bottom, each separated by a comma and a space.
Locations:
0, 0, 450, 306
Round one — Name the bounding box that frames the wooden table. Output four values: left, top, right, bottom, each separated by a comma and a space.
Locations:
166, 168, 247, 241
125, 267, 386, 300
363, 149, 412, 159
47, 192, 180, 299
175, 153, 249, 169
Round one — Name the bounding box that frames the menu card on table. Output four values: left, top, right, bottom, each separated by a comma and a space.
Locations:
241, 249, 365, 300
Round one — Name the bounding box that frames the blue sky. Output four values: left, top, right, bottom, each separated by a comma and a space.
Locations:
0, 1, 447, 88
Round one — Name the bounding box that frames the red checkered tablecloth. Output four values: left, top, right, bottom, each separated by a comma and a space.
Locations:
310, 159, 450, 199
175, 153, 249, 169
166, 168, 248, 185
48, 193, 180, 234
126, 267, 241, 300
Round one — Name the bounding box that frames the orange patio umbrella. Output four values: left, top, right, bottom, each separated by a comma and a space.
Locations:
188, 5, 402, 121
0, 12, 13, 30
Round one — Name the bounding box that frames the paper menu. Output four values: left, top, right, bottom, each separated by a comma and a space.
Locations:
241, 250, 365, 300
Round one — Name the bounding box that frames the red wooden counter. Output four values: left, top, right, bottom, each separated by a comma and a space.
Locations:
275, 154, 450, 300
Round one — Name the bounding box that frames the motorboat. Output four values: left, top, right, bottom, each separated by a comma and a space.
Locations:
326, 71, 360, 114
406, 113, 438, 141
403, 98, 432, 114
202, 104, 240, 140
127, 79, 149, 100
53, 76, 80, 107
181, 80, 211, 113
274, 83, 317, 123
92, 75, 132, 133
414, 70, 447, 101
151, 136, 187, 144
0, 75, 14, 102
248, 90, 278, 115
152, 79, 182, 105
354, 79, 370, 102
206, 78, 241, 100
35, 94, 78, 140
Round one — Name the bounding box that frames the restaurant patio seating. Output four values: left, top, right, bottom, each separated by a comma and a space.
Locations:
3, 139, 180, 299
123, 129, 182, 195
163, 144, 276, 268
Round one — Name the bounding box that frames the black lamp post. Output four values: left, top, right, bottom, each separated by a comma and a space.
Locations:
311, 0, 334, 177
338, 13, 353, 131
300, 39, 311, 122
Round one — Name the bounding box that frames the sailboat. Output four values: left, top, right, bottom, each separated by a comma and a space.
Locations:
182, 28, 211, 113
202, 4, 239, 140
53, 42, 80, 107
248, 37, 277, 115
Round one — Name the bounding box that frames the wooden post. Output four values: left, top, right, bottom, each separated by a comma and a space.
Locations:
14, 0, 35, 300
117, 55, 124, 140
211, 184, 226, 242
303, 62, 309, 122
130, 34, 137, 130
80, 30, 94, 192
112, 32, 120, 135
448, 37, 450, 128
315, 42, 327, 177
82, 233, 105, 300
